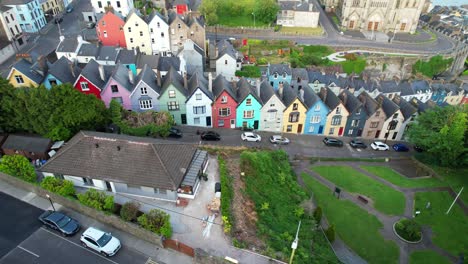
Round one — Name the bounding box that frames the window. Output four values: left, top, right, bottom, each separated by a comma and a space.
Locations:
177, 23, 181, 29
375, 110, 381, 117
270, 103, 275, 107
388, 121, 398, 130
310, 115, 320, 123
193, 106, 205, 114
140, 87, 147, 95
243, 110, 254, 118
314, 104, 320, 111
348, 129, 354, 135
331, 116, 342, 126
335, 106, 341, 114
98, 1, 102, 8
140, 31, 143, 36
14, 75, 24, 84
282, 72, 286, 78
218, 120, 224, 126
224, 60, 228, 65
274, 73, 278, 79
130, 38, 133, 43
103, 31, 107, 37
80, 82, 89, 91
329, 127, 335, 135
113, 97, 123, 105
10, 14, 14, 21
356, 108, 361, 115
308, 126, 314, 133
111, 85, 119, 93
157, 22, 160, 27
135, 23, 139, 27
287, 125, 292, 132
20, 14, 25, 21
161, 32, 164, 37
351, 119, 359, 127
221, 96, 227, 103
194, 117, 200, 124
289, 112, 299, 122
116, 1, 120, 7
167, 101, 179, 110
370, 121, 379, 128
168, 90, 176, 98
219, 108, 230, 117
246, 98, 252, 106
5, 16, 9, 23
128, 27, 131, 32
268, 110, 277, 120
393, 113, 399, 119
102, 21, 106, 26
195, 93, 202, 100
140, 100, 152, 109
292, 103, 298, 110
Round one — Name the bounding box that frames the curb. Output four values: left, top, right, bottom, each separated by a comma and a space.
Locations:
392, 221, 422, 244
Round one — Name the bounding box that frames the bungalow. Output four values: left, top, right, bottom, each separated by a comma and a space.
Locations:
101, 63, 135, 109
212, 74, 237, 129
1, 134, 52, 160
236, 78, 262, 129
358, 91, 386, 139
40, 131, 208, 201
302, 86, 328, 135
268, 63, 292, 90
73, 59, 113, 99
158, 67, 188, 124
319, 87, 349, 136
375, 94, 404, 141
7, 57, 47, 88
129, 64, 161, 112
280, 83, 307, 134
339, 89, 367, 137
185, 72, 213, 127
259, 81, 285, 132
43, 56, 81, 89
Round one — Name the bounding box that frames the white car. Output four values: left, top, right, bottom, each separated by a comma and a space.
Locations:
241, 132, 261, 142
269, 135, 290, 145
80, 227, 121, 257
371, 141, 389, 151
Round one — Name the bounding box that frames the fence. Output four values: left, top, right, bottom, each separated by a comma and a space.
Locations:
163, 238, 195, 257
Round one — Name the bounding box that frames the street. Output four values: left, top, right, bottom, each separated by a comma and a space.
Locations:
0, 192, 150, 264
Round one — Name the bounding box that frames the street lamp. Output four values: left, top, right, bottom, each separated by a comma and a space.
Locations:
252, 12, 256, 28
391, 23, 398, 43
46, 194, 56, 211
289, 221, 301, 264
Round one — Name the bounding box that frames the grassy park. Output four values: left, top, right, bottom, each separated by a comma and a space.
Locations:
361, 166, 447, 188
409, 250, 452, 264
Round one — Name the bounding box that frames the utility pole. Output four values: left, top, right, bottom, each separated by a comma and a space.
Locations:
289, 221, 301, 264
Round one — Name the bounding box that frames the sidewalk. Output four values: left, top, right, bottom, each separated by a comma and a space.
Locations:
0, 178, 193, 264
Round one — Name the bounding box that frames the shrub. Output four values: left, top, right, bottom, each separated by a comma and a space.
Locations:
235, 66, 261, 78
257, 57, 268, 65
137, 209, 172, 238
0, 155, 36, 183
219, 156, 234, 234
313, 206, 322, 225
325, 224, 335, 242
77, 189, 114, 212
395, 218, 422, 242
40, 177, 76, 197
120, 201, 141, 222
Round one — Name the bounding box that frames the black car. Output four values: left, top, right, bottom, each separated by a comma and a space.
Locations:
323, 137, 343, 147
39, 210, 80, 236
168, 127, 182, 138
200, 131, 221, 141
349, 139, 367, 148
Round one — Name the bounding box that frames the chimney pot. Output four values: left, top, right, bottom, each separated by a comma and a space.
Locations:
128, 69, 134, 84
208, 72, 213, 92
98, 64, 105, 81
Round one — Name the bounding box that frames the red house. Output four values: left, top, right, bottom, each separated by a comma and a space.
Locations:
96, 11, 126, 47
173, 0, 188, 14
212, 75, 238, 128
73, 59, 113, 99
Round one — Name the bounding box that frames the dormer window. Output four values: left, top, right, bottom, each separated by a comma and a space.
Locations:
282, 72, 286, 78
141, 87, 148, 95
274, 73, 278, 79
293, 103, 298, 110
221, 96, 227, 103
246, 98, 252, 106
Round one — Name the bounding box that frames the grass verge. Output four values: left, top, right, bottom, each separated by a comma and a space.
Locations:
280, 26, 324, 35
360, 166, 446, 188
409, 250, 452, 264
310, 157, 386, 163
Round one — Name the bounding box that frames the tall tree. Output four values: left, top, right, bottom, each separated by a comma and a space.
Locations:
199, 0, 219, 25
407, 105, 468, 167
0, 78, 16, 131
254, 0, 279, 24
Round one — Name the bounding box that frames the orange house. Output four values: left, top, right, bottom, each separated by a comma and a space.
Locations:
96, 11, 126, 48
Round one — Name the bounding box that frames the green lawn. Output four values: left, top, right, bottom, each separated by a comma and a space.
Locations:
414, 191, 468, 256
432, 166, 468, 204
312, 166, 406, 215
217, 12, 268, 27
302, 173, 399, 263
409, 250, 452, 264
360, 166, 446, 188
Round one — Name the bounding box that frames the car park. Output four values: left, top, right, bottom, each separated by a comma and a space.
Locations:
241, 132, 261, 142
349, 139, 367, 148
370, 141, 389, 151
81, 227, 121, 257
393, 143, 409, 152
38, 210, 80, 236
269, 135, 290, 145
322, 137, 343, 147
168, 127, 182, 138
200, 131, 221, 141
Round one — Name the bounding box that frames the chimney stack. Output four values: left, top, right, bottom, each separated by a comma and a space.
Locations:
156, 70, 162, 87
183, 72, 188, 89
256, 80, 261, 97
341, 91, 348, 105
98, 64, 105, 81
278, 83, 284, 98
299, 87, 304, 102
128, 69, 134, 84
69, 63, 76, 78
208, 72, 213, 92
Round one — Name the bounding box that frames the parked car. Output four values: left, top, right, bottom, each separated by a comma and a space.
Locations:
393, 143, 409, 152
269, 135, 290, 145
241, 132, 261, 142
200, 131, 220, 141
38, 210, 80, 236
81, 227, 121, 257
349, 139, 367, 149
86, 22, 95, 29
66, 5, 73, 13
168, 127, 182, 138
370, 141, 389, 151
322, 137, 343, 147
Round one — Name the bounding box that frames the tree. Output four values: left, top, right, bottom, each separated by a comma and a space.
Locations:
199, 0, 219, 25
0, 78, 17, 132
254, 0, 279, 24
0, 155, 37, 183
412, 55, 453, 78
407, 105, 468, 167
120, 201, 141, 222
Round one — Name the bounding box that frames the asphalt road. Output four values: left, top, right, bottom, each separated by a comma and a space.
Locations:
0, 192, 149, 264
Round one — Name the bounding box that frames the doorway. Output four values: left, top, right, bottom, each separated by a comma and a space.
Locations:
375, 130, 381, 138
338, 127, 344, 136
206, 116, 211, 126
105, 181, 112, 192
253, 120, 259, 129
297, 124, 303, 133
181, 114, 187, 124
230, 119, 235, 128
318, 125, 323, 134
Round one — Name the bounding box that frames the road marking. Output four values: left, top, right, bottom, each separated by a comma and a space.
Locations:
17, 246, 39, 257
40, 227, 119, 264
145, 258, 159, 264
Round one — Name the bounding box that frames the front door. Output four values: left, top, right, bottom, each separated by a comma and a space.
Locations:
88, 16, 93, 22
375, 130, 381, 138
338, 127, 344, 136
253, 120, 259, 129
181, 114, 187, 124
230, 119, 235, 128
318, 125, 323, 134
297, 124, 303, 133
368, 22, 373, 30
206, 116, 211, 127
349, 20, 354, 29
357, 128, 363, 137
374, 22, 379, 30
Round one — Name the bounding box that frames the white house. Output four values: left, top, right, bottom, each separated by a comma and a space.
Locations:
376, 94, 405, 141
185, 72, 213, 127
130, 64, 161, 112
91, 0, 134, 17
215, 39, 240, 81
401, 80, 433, 103
147, 11, 171, 56
277, 0, 320, 28
259, 80, 286, 132
393, 95, 417, 141
76, 43, 99, 64
0, 6, 27, 52
56, 35, 88, 62
178, 39, 204, 76
124, 10, 152, 55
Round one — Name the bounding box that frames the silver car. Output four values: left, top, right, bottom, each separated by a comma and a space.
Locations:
269, 135, 290, 145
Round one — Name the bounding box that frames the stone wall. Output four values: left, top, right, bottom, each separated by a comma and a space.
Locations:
0, 172, 163, 247
206, 26, 274, 36
364, 55, 420, 80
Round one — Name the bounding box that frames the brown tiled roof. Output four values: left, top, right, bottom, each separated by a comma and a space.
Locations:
40, 131, 197, 190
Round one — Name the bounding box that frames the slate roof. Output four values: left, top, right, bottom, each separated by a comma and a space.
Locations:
77, 43, 99, 57
376, 94, 399, 118
137, 54, 159, 69
79, 59, 113, 88
212, 74, 236, 100
216, 39, 237, 60
292, 68, 309, 82
338, 89, 362, 114
147, 10, 167, 24
443, 83, 460, 94
379, 80, 400, 93
318, 87, 341, 110
279, 1, 310, 11
357, 91, 379, 116
116, 48, 138, 65
96, 46, 119, 62
2, 0, 34, 6
158, 56, 180, 71
1, 135, 51, 153
280, 82, 298, 108
161, 66, 186, 95
134, 64, 159, 94
393, 96, 417, 121
269, 63, 292, 75
259, 80, 276, 104
302, 85, 322, 109
187, 72, 212, 100
11, 59, 45, 84
236, 77, 261, 105
409, 98, 436, 114
39, 131, 199, 190
48, 56, 81, 84
398, 81, 413, 96
56, 38, 79, 53
411, 80, 431, 93
109, 63, 135, 92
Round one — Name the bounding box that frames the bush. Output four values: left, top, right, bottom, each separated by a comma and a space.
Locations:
313, 206, 322, 225
0, 155, 37, 183
77, 189, 114, 212
40, 177, 76, 197
120, 201, 141, 222
395, 218, 422, 242
257, 57, 268, 65
235, 66, 261, 78
325, 224, 335, 242
137, 209, 172, 238
219, 156, 234, 234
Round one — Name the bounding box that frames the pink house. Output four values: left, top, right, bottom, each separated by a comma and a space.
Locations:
101, 64, 135, 110
211, 75, 238, 128
96, 11, 126, 48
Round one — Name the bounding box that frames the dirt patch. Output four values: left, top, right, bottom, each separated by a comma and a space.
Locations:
224, 154, 265, 250
387, 159, 432, 178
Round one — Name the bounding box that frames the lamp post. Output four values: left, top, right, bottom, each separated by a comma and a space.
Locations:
46, 194, 56, 211
289, 221, 301, 264
391, 23, 398, 43
252, 12, 256, 28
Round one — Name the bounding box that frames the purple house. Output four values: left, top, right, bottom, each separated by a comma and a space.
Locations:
101, 64, 135, 110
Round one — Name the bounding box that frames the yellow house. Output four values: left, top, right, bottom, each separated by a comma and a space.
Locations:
280, 85, 307, 133
319, 87, 349, 136
124, 10, 152, 55
7, 59, 45, 88
443, 84, 464, 105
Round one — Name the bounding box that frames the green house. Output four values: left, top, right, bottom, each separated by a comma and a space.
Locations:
158, 67, 188, 124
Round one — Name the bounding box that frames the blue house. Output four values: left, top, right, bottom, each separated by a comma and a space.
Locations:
5, 0, 46, 33
116, 48, 139, 76
267, 63, 292, 90
43, 57, 81, 89
339, 89, 367, 137
302, 86, 328, 135
430, 83, 448, 106
236, 78, 262, 129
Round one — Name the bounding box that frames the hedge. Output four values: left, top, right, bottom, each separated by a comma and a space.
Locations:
77, 189, 114, 213
40, 177, 76, 197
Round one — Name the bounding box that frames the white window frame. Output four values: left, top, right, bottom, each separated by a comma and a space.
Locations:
243, 110, 254, 119
80, 82, 90, 91
168, 90, 176, 98
140, 87, 147, 95
139, 100, 153, 110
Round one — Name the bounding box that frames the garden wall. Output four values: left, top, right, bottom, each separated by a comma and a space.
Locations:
0, 172, 163, 247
